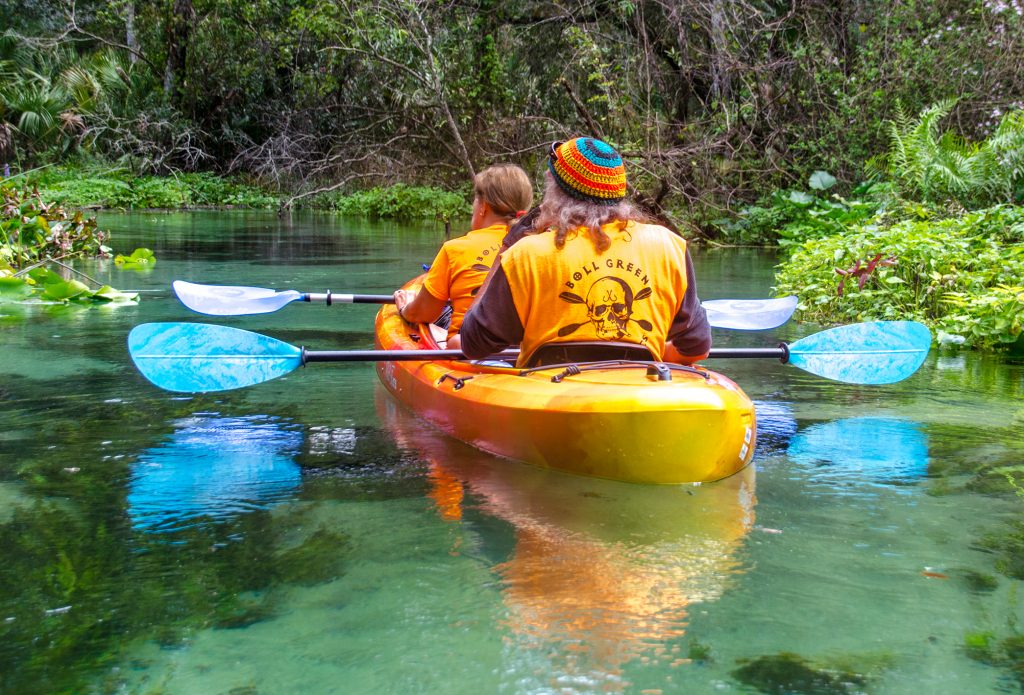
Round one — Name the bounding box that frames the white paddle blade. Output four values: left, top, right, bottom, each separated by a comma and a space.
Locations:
703, 296, 798, 330
173, 280, 302, 316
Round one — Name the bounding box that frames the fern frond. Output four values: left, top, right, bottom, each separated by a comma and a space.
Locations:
987, 110, 1024, 184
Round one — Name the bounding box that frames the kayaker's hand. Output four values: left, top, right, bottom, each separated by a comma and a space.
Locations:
394, 289, 413, 319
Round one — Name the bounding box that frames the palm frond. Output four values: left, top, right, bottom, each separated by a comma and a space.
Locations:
62, 65, 103, 111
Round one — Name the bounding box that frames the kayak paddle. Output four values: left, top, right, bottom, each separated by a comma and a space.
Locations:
171, 280, 797, 331
128, 320, 931, 393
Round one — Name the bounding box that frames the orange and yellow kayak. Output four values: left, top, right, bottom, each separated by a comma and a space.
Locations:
375, 281, 756, 484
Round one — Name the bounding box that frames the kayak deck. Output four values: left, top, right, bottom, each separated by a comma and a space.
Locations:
375, 282, 756, 484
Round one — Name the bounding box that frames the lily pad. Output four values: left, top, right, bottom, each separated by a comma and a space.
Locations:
114, 248, 156, 269
40, 278, 91, 301
92, 285, 140, 302
0, 276, 33, 301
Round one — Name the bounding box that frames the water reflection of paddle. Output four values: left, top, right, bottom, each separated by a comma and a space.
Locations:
376, 389, 756, 688
787, 416, 929, 485
127, 414, 303, 532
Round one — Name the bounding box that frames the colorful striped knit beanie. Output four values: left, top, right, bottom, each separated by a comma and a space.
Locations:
548, 137, 627, 205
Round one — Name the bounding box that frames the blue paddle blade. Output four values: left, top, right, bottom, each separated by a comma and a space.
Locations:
787, 320, 931, 384
128, 322, 303, 393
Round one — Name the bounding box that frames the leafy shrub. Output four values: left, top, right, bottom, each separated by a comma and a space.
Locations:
713, 172, 893, 246
37, 177, 133, 208
878, 101, 1024, 208
1, 184, 109, 266
775, 205, 1024, 349
30, 167, 277, 209
321, 184, 470, 220
128, 177, 191, 208
176, 173, 278, 207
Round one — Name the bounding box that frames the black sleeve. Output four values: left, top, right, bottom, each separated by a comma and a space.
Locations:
459, 264, 525, 358
667, 250, 713, 356
501, 206, 541, 249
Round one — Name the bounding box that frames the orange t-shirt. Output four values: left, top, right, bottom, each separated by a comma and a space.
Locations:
421, 223, 507, 337
500, 221, 691, 365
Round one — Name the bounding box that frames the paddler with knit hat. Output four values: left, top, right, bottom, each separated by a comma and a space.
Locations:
461, 137, 711, 367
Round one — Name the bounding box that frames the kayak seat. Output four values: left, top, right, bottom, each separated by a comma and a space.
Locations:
525, 341, 656, 368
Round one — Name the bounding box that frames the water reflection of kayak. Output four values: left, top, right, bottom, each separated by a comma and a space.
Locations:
127, 414, 303, 532
374, 278, 756, 484
376, 390, 756, 684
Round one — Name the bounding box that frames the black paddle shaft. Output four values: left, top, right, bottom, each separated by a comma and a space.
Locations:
709, 346, 790, 362
299, 346, 789, 363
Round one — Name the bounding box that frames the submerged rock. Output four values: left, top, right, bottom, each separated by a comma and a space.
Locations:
732, 652, 867, 694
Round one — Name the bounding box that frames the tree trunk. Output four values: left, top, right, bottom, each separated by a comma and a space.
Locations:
163, 0, 195, 106
125, 1, 138, 65
708, 0, 730, 105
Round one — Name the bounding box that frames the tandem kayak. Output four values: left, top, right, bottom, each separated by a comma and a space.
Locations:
374, 279, 757, 484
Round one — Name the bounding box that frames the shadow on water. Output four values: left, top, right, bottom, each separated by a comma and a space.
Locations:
752, 400, 799, 459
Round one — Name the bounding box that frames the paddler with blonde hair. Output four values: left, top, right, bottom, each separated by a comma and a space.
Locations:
394, 163, 533, 349
460, 137, 711, 367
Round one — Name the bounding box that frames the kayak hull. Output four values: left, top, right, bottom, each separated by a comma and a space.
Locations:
375, 285, 756, 484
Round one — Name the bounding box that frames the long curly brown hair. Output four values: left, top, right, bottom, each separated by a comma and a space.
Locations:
533, 172, 650, 253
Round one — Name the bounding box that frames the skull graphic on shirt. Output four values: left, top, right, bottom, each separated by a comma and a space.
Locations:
586, 277, 634, 338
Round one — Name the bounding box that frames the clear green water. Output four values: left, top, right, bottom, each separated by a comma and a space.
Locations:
1, 211, 1022, 694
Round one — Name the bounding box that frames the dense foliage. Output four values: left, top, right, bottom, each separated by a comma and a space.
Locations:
30, 167, 278, 209
316, 184, 470, 220
775, 205, 1024, 349
3, 2, 1024, 342
711, 172, 893, 246
3, 0, 1023, 226
878, 100, 1024, 208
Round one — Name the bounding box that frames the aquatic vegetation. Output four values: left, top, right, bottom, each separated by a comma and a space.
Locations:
1, 185, 140, 305
1, 184, 108, 266
1, 265, 138, 305
978, 521, 1024, 581
0, 370, 354, 693
731, 652, 869, 694
776, 204, 1024, 349
275, 528, 352, 586
113, 247, 155, 269
34, 169, 278, 209
687, 638, 713, 664
318, 184, 470, 221
963, 631, 1024, 688
962, 570, 1000, 594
